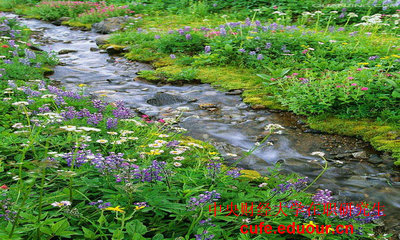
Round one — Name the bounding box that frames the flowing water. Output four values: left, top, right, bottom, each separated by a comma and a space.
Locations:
3, 13, 400, 232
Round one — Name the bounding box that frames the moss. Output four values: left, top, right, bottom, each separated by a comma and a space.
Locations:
62, 21, 92, 30
308, 117, 400, 164
40, 67, 54, 75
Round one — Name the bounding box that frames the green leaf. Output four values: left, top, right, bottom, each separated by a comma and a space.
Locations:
51, 219, 70, 235
112, 229, 124, 240
39, 226, 52, 235
82, 227, 96, 239
392, 90, 400, 99
152, 233, 164, 240
126, 220, 147, 236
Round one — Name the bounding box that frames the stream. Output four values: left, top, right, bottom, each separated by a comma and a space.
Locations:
3, 13, 400, 233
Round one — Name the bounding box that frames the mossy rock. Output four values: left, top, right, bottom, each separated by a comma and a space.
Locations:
62, 21, 92, 30
40, 67, 54, 76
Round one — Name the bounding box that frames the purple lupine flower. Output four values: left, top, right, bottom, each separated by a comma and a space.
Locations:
62, 149, 94, 167
187, 190, 221, 211
166, 140, 180, 147
168, 30, 175, 34
78, 108, 92, 118
89, 200, 111, 209
61, 106, 79, 120
38, 106, 50, 113
154, 35, 161, 39
204, 45, 211, 53
178, 29, 185, 35
55, 96, 66, 105
219, 27, 226, 35
185, 34, 192, 40
368, 55, 379, 60
238, 48, 246, 53
24, 49, 36, 59
92, 99, 107, 111
112, 106, 132, 119
255, 20, 261, 26
87, 113, 103, 125
245, 18, 251, 26
226, 168, 242, 178
249, 51, 256, 56
106, 118, 118, 129
257, 54, 264, 60
312, 189, 333, 204
207, 161, 221, 179
134, 202, 148, 208
170, 54, 176, 59
184, 26, 191, 32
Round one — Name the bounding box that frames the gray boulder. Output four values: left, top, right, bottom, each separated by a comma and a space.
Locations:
95, 35, 111, 46
92, 17, 133, 34
147, 93, 188, 106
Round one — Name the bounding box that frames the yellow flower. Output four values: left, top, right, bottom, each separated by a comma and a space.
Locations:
135, 206, 145, 210
357, 62, 369, 65
305, 221, 316, 227
380, 56, 390, 60
78, 84, 87, 87
327, 227, 335, 233
105, 206, 125, 213
208, 152, 218, 155
391, 54, 400, 58
246, 36, 254, 40
342, 42, 348, 45
376, 64, 382, 67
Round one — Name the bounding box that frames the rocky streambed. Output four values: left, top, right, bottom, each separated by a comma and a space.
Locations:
3, 13, 400, 233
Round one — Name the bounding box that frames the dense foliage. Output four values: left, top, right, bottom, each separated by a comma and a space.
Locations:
0, 16, 389, 239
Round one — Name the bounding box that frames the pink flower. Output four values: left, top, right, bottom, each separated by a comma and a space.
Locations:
356, 68, 363, 71
302, 49, 308, 54
0, 185, 8, 190
292, 73, 299, 76
351, 83, 357, 86
347, 77, 354, 80
270, 78, 276, 81
336, 85, 342, 88
158, 119, 165, 123
361, 87, 369, 91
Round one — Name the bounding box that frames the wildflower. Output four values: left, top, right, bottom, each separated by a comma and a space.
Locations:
257, 54, 264, 60
238, 48, 246, 53
170, 54, 176, 59
258, 183, 268, 188
187, 190, 221, 210
60, 125, 77, 131
361, 87, 369, 91
96, 139, 108, 144
204, 45, 211, 53
105, 206, 125, 213
173, 156, 185, 161
12, 101, 29, 106
173, 162, 182, 167
78, 84, 87, 87
304, 221, 317, 228
51, 201, 71, 207
351, 83, 358, 86
311, 151, 325, 157
0, 185, 8, 190
312, 189, 333, 203
185, 34, 192, 40
134, 202, 147, 210
154, 35, 161, 39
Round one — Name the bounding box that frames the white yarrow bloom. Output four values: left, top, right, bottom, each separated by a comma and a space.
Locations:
12, 101, 29, 106
60, 125, 77, 131
173, 162, 182, 167
96, 139, 108, 144
311, 151, 325, 157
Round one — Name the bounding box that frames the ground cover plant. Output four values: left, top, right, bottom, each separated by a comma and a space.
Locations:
0, 15, 391, 240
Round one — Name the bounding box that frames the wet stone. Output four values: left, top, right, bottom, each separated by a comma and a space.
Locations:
367, 154, 384, 164
225, 89, 243, 95
90, 47, 99, 52
352, 151, 368, 159
147, 93, 188, 106
58, 49, 78, 55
